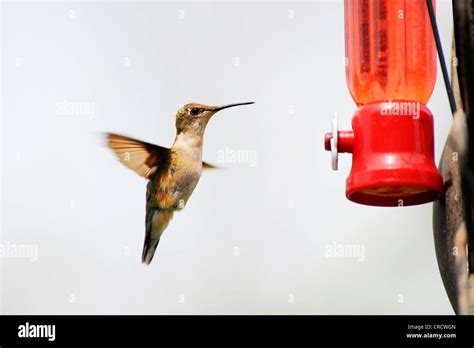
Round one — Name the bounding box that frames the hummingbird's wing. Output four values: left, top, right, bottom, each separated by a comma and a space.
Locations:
106, 133, 170, 179
202, 162, 220, 169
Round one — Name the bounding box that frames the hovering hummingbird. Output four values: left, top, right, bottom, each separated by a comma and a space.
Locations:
106, 102, 254, 265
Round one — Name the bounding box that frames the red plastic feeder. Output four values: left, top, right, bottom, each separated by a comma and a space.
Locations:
324, 0, 443, 207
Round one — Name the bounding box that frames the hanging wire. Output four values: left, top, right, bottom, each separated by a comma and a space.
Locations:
426, 0, 457, 116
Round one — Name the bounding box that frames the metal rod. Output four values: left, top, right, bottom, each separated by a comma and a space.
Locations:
426, 0, 457, 116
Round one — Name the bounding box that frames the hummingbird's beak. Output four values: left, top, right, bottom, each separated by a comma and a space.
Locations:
213, 102, 255, 112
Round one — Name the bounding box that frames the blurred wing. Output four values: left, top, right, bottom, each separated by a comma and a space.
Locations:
202, 162, 220, 169
106, 133, 170, 179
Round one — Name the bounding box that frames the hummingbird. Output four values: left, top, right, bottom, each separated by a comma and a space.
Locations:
106, 102, 254, 265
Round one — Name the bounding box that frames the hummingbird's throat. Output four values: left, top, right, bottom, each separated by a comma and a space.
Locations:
174, 131, 204, 148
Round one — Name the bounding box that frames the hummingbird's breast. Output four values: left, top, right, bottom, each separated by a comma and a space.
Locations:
152, 142, 203, 210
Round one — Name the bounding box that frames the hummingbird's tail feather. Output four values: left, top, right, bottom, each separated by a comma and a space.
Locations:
142, 239, 160, 265
142, 207, 174, 265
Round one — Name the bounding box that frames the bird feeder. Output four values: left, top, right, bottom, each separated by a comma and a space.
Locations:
324, 0, 443, 207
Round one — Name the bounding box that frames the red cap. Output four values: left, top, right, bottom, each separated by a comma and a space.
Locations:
324, 101, 443, 207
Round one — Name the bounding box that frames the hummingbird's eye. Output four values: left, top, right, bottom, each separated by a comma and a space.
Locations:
190, 108, 201, 116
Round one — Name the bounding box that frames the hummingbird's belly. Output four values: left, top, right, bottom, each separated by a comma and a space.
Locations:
171, 175, 200, 208
155, 167, 201, 210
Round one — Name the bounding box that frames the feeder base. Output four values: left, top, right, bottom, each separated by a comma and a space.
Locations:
346, 102, 443, 207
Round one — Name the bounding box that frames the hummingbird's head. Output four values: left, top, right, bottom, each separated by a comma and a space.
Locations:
175, 102, 254, 136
